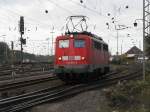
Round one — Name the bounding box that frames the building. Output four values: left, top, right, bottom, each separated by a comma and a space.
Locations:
125, 46, 147, 63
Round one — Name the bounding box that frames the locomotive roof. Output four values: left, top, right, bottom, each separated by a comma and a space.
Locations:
65, 31, 107, 45
65, 31, 102, 40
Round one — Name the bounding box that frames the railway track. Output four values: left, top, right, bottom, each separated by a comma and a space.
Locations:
0, 69, 142, 112
0, 62, 54, 81
0, 74, 57, 92
0, 67, 52, 75
0, 70, 53, 81
0, 62, 53, 72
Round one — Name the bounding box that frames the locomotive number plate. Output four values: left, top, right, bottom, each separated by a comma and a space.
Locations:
62, 56, 81, 61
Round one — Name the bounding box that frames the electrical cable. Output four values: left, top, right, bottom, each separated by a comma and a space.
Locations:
69, 0, 102, 16
1, 0, 49, 27
47, 0, 74, 15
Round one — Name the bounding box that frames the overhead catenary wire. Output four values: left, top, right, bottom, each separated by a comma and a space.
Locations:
47, 0, 75, 15
0, 0, 58, 42
69, 0, 102, 16
1, 0, 50, 27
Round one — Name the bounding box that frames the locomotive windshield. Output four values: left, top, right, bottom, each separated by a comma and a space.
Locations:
74, 40, 85, 48
59, 40, 69, 48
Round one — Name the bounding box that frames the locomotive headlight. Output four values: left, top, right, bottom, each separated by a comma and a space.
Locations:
81, 57, 85, 60
70, 34, 73, 38
58, 57, 62, 60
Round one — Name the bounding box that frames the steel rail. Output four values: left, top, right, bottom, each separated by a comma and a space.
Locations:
0, 84, 68, 111
0, 70, 52, 81
0, 75, 58, 92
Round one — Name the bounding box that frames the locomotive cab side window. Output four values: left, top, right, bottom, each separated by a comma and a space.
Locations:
93, 40, 101, 50
59, 40, 69, 48
103, 44, 108, 51
74, 39, 85, 48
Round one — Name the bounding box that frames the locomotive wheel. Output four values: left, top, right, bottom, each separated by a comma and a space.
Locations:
80, 73, 88, 82
57, 71, 104, 83
92, 69, 101, 79
104, 67, 110, 74
57, 74, 66, 81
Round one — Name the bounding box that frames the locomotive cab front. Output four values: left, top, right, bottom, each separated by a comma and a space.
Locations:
54, 34, 91, 75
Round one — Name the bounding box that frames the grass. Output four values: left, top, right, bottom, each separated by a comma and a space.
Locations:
104, 73, 150, 112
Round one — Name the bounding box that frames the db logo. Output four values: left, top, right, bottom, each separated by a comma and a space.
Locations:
66, 62, 77, 64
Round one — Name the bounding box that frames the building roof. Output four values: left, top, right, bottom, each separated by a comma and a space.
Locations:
125, 46, 143, 55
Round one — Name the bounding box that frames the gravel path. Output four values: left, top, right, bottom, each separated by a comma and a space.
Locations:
31, 89, 110, 112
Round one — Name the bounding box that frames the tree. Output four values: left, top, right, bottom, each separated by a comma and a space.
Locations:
0, 42, 10, 64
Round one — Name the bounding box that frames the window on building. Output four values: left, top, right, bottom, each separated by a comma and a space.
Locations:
74, 40, 85, 48
59, 40, 69, 48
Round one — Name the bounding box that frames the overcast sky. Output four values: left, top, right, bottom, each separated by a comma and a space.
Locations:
0, 0, 143, 55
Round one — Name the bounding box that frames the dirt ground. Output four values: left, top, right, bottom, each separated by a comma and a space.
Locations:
31, 89, 111, 112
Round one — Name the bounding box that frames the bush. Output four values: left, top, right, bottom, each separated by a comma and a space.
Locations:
105, 76, 150, 112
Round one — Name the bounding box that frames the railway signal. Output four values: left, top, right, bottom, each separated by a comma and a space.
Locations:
19, 16, 26, 64
20, 16, 24, 34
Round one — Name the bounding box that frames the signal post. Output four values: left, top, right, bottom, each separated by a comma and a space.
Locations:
19, 16, 26, 64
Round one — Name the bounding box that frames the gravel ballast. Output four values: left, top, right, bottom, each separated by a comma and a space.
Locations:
31, 89, 110, 112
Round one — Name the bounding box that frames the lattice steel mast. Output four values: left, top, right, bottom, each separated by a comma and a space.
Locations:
143, 0, 150, 80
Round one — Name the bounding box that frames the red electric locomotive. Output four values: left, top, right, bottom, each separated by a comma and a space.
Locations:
54, 16, 110, 82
